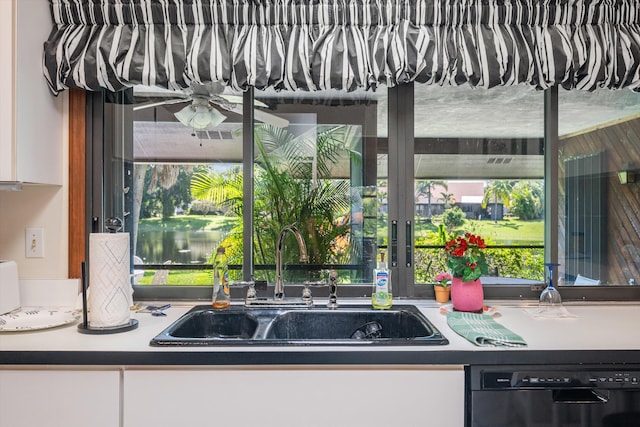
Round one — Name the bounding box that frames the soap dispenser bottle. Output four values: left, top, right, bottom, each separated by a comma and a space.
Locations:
212, 246, 231, 309
372, 252, 392, 309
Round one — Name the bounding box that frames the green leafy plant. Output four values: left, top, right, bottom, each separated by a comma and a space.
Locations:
445, 233, 489, 281
509, 181, 544, 220
434, 272, 452, 287
189, 124, 360, 278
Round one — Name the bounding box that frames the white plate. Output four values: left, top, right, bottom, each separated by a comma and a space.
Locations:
0, 307, 81, 332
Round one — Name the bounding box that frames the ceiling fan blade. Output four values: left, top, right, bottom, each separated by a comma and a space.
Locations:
254, 109, 289, 128
133, 98, 188, 111
218, 94, 243, 104
212, 99, 288, 128
218, 94, 269, 108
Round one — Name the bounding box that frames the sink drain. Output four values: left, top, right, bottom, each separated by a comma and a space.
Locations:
350, 321, 383, 339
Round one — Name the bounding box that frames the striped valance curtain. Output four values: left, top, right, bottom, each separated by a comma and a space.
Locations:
43, 0, 640, 94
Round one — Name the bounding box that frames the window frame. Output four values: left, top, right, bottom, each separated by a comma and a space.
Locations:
73, 85, 640, 302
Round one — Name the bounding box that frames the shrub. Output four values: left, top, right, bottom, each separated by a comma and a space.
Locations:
189, 200, 218, 215
442, 207, 465, 230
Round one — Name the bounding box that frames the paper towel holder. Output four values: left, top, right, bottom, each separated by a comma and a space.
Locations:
78, 219, 139, 335
105, 217, 123, 233
77, 319, 138, 334
78, 259, 139, 335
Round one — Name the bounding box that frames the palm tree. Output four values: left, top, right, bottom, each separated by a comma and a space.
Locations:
482, 180, 513, 222
415, 180, 448, 221
190, 124, 359, 270
439, 192, 455, 209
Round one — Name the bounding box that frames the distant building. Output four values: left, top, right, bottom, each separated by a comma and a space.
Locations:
413, 181, 504, 219
379, 180, 506, 220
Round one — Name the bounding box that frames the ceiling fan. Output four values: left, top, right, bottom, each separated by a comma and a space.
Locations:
133, 81, 289, 129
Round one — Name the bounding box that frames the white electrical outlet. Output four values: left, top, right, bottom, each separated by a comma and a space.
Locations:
25, 227, 45, 258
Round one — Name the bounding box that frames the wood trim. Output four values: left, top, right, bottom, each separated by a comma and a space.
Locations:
68, 89, 86, 278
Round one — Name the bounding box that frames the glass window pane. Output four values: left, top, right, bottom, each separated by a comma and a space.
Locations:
558, 89, 640, 286
253, 88, 388, 286
413, 85, 545, 285
131, 84, 245, 285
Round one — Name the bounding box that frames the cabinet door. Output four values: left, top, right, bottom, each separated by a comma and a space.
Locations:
124, 367, 464, 427
0, 0, 14, 181
0, 369, 120, 427
0, 0, 63, 185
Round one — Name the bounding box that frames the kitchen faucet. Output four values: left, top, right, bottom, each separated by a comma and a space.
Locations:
275, 225, 308, 300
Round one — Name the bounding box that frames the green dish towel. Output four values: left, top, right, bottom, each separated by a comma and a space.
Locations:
446, 312, 527, 347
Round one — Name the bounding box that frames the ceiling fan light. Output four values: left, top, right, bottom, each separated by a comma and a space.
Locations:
175, 105, 196, 127
192, 111, 212, 129
174, 102, 227, 131
208, 108, 227, 128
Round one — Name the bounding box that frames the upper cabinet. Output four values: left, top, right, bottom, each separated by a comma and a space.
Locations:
0, 0, 64, 185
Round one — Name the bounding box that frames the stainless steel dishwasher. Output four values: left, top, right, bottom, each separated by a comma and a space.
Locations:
467, 365, 640, 427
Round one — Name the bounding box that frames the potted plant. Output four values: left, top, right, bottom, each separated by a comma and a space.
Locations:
445, 233, 489, 312
433, 272, 452, 303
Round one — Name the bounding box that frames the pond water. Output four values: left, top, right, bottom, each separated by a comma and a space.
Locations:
135, 230, 226, 264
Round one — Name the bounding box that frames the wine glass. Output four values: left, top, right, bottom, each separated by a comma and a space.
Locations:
540, 263, 562, 306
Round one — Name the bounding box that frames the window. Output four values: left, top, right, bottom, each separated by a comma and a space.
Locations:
89, 84, 640, 301
93, 86, 389, 299
249, 88, 388, 288
557, 89, 640, 290
412, 85, 545, 290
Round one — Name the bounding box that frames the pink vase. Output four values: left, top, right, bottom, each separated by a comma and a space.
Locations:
450, 277, 484, 312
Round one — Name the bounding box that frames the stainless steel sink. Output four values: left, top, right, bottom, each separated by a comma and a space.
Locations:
150, 304, 448, 346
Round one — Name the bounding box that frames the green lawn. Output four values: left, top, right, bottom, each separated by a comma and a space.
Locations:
137, 270, 211, 285
411, 217, 544, 246
468, 218, 544, 245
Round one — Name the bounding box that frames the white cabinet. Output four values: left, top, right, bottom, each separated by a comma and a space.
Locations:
0, 0, 63, 185
0, 364, 465, 427
0, 369, 120, 427
124, 366, 465, 427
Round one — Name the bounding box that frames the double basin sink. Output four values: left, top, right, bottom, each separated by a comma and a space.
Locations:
150, 304, 448, 346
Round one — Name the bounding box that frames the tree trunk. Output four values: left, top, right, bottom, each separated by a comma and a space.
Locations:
131, 165, 147, 258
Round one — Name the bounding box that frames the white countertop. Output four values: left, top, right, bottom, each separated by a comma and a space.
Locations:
1, 299, 639, 359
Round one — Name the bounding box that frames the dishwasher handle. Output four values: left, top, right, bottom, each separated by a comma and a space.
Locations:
552, 389, 609, 404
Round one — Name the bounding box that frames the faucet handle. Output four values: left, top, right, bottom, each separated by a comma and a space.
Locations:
229, 280, 257, 301
327, 270, 338, 309
301, 279, 326, 304
301, 283, 313, 302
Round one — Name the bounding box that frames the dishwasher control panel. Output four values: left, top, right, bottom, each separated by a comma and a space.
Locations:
482, 370, 640, 390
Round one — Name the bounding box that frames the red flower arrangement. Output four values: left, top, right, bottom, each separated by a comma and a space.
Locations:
445, 233, 489, 282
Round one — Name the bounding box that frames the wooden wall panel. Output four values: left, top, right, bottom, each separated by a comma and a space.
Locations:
560, 116, 640, 284
68, 89, 86, 279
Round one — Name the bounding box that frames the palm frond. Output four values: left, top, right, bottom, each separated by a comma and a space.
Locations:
190, 168, 243, 215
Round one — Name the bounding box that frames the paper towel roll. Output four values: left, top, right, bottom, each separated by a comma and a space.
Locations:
88, 233, 132, 328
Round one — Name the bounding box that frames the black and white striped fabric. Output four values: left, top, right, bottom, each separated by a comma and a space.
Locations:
43, 0, 640, 94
